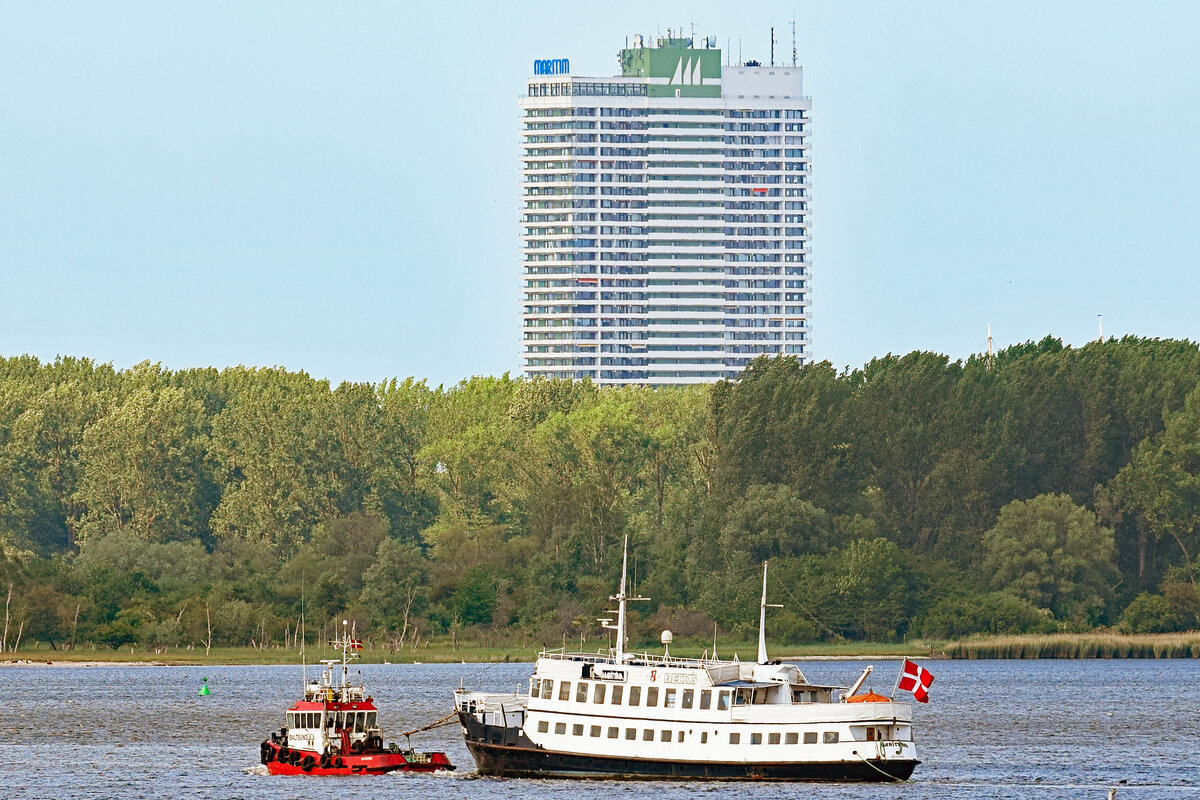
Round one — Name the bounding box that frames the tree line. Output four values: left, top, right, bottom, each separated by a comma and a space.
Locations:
1, 335, 1198, 652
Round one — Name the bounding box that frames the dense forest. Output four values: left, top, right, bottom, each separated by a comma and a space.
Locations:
1, 336, 1199, 653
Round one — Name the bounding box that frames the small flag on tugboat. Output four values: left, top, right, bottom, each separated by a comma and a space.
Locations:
350, 638, 364, 650
897, 659, 934, 703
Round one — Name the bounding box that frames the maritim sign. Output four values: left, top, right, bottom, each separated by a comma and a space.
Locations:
533, 58, 570, 75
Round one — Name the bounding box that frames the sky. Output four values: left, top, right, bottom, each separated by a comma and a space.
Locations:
3, 1, 1199, 386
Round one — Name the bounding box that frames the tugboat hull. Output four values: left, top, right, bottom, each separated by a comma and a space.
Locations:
261, 739, 453, 776
459, 713, 916, 782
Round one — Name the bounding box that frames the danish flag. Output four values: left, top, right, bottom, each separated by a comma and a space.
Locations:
897, 659, 934, 703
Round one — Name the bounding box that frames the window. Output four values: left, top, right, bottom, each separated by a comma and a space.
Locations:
750, 733, 762, 745
611, 685, 623, 704
729, 733, 741, 744
555, 722, 566, 734
573, 724, 584, 736
646, 687, 659, 706
682, 689, 694, 709
559, 682, 572, 701
660, 730, 671, 742
664, 689, 677, 708
643, 729, 654, 741
590, 725, 601, 738
718, 691, 730, 710
576, 682, 589, 702
701, 732, 708, 743
625, 728, 637, 740
541, 680, 554, 699
537, 721, 549, 733
677, 731, 685, 742
608, 727, 619, 739
594, 684, 606, 704
803, 732, 817, 744
768, 733, 781, 745
530, 679, 540, 698
365, 712, 376, 729
824, 732, 839, 744
628, 686, 641, 706
699, 690, 711, 710
785, 732, 798, 744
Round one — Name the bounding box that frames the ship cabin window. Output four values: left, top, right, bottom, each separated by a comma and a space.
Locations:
729, 732, 741, 744
803, 732, 818, 744
734, 688, 749, 705
664, 688, 677, 708
628, 686, 641, 706
677, 731, 685, 742
643, 729, 654, 741
541, 680, 554, 699
792, 689, 817, 703
750, 732, 762, 745
593, 684, 606, 704
701, 732, 708, 743
785, 732, 799, 744
530, 678, 540, 697
607, 727, 619, 739
768, 733, 781, 744
717, 691, 730, 710
555, 722, 566, 734
682, 689, 694, 709
660, 729, 671, 742
610, 685, 623, 704
537, 721, 549, 733
625, 728, 636, 740
366, 712, 377, 729
559, 681, 572, 701
823, 731, 839, 744
700, 690, 712, 710
573, 724, 584, 736
866, 727, 875, 741
589, 725, 601, 737
576, 682, 589, 702
354, 713, 367, 733
646, 687, 660, 706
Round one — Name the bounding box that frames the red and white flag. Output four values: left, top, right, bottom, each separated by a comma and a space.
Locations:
350, 638, 364, 650
897, 659, 934, 703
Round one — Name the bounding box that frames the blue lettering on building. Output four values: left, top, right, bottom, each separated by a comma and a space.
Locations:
533, 58, 570, 76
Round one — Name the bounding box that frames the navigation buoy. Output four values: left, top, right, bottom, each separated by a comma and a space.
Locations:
199, 676, 211, 696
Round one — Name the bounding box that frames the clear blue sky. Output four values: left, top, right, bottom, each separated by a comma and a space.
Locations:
3, 1, 1198, 385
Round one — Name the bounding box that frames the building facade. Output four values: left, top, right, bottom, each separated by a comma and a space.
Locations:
521, 36, 811, 385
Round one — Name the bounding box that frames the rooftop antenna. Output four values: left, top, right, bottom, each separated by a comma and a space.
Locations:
792, 15, 797, 66
771, 26, 775, 66
1097, 314, 1104, 342
987, 324, 995, 370
739, 38, 742, 65
757, 561, 784, 664
726, 38, 730, 65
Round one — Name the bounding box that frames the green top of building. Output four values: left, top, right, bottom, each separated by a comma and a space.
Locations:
619, 37, 721, 98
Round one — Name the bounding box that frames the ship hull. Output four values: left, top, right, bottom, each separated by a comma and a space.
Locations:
458, 712, 917, 782
261, 739, 453, 775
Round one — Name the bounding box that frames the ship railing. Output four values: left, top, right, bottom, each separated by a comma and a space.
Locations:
538, 647, 735, 669
454, 690, 527, 714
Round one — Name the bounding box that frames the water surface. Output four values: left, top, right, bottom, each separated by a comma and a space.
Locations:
2, 658, 1195, 799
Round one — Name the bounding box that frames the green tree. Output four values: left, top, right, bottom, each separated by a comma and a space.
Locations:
981, 493, 1118, 623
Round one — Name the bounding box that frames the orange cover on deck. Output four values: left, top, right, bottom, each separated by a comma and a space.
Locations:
845, 691, 892, 703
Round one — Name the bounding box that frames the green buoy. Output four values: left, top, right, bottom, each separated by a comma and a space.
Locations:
199, 676, 210, 696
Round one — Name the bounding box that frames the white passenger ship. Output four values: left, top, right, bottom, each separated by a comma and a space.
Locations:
454, 541, 921, 780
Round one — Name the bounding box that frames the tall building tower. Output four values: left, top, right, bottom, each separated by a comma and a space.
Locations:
521, 36, 811, 385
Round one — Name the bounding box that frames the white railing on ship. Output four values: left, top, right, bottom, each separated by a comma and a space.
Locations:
455, 691, 526, 713
537, 647, 733, 668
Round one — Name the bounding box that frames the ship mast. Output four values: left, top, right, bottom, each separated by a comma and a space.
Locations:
605, 535, 648, 664
757, 561, 783, 664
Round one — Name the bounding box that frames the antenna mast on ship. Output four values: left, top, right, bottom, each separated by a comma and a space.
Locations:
604, 535, 648, 664
757, 561, 784, 664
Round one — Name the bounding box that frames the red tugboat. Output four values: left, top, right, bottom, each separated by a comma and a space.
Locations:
260, 622, 454, 775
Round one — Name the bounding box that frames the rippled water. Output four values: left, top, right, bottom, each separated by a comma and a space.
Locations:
1, 658, 1196, 799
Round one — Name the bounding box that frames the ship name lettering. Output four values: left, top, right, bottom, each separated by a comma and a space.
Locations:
664, 672, 696, 684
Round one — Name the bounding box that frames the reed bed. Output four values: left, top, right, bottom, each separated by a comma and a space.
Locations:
945, 632, 1200, 659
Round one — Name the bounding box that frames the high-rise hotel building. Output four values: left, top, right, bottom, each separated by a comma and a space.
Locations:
521, 36, 811, 384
